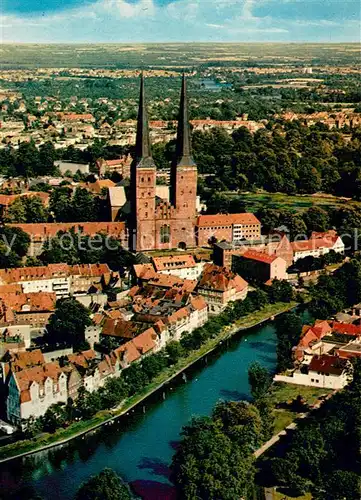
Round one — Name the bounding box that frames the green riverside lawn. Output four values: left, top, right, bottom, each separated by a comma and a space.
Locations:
0, 300, 298, 462
269, 383, 333, 434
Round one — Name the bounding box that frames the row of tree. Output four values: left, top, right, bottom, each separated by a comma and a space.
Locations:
195, 122, 361, 198
309, 256, 361, 319
0, 140, 126, 178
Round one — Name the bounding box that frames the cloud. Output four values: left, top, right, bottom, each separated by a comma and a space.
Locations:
0, 0, 359, 42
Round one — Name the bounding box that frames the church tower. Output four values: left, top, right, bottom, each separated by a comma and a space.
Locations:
170, 74, 197, 248
130, 74, 156, 251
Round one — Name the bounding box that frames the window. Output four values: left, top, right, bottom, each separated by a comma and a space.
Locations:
160, 224, 171, 244
148, 177, 151, 182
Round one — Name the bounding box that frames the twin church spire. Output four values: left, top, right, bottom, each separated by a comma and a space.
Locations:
134, 72, 194, 169
134, 73, 153, 167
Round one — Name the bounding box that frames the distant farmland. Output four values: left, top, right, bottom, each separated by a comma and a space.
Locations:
0, 43, 360, 69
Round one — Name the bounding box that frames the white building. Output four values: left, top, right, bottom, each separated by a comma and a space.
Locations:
7, 362, 68, 424
291, 231, 345, 263
151, 255, 205, 281
274, 354, 351, 390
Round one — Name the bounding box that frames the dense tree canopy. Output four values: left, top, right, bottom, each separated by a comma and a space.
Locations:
46, 297, 92, 349
171, 401, 261, 500
275, 311, 303, 372
76, 468, 132, 500
192, 123, 361, 200
0, 226, 30, 268
310, 257, 361, 318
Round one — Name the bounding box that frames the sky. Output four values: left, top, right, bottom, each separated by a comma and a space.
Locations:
0, 0, 360, 43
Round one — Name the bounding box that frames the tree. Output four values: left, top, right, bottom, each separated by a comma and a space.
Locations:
15, 140, 39, 178
99, 377, 128, 410
171, 416, 255, 500
41, 403, 67, 433
248, 362, 272, 401
21, 415, 41, 439
5, 196, 48, 224
268, 279, 294, 303
24, 196, 48, 223
4, 197, 27, 223
76, 468, 132, 500
49, 186, 72, 222
212, 400, 263, 451
71, 187, 99, 222
46, 298, 91, 349
0, 226, 30, 257
319, 470, 361, 500
38, 141, 56, 175
276, 311, 303, 371
303, 206, 330, 233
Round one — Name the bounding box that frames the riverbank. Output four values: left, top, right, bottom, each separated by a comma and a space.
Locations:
0, 300, 298, 464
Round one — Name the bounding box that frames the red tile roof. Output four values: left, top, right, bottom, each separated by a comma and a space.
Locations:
197, 213, 260, 228
14, 360, 71, 404
133, 264, 156, 280
57, 113, 94, 121
151, 254, 196, 271
67, 349, 97, 368
102, 318, 138, 339
114, 341, 141, 364
132, 327, 157, 355
242, 250, 279, 264
0, 263, 111, 284
148, 274, 197, 293
190, 295, 208, 311
8, 222, 126, 239
309, 354, 348, 375
198, 263, 248, 292
1, 292, 56, 313
0, 192, 49, 207
4, 349, 44, 372
332, 322, 361, 336
292, 231, 340, 252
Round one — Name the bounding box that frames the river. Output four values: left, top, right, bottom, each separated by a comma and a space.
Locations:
0, 309, 312, 500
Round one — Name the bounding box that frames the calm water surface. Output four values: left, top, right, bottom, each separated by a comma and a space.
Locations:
0, 309, 312, 499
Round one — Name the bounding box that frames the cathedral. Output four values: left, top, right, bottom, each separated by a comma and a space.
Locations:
129, 74, 198, 252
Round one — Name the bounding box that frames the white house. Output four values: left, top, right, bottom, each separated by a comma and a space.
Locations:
151, 255, 205, 281
274, 354, 351, 390
291, 231, 345, 263
7, 362, 68, 425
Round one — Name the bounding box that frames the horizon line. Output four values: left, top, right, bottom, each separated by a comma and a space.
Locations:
1, 41, 360, 45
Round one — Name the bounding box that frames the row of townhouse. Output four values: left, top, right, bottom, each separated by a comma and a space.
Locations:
0, 263, 120, 299
1, 259, 248, 425
7, 222, 127, 256
4, 348, 121, 425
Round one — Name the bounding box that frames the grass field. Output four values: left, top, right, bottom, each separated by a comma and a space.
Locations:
269, 383, 333, 433
273, 489, 312, 500
234, 191, 361, 214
